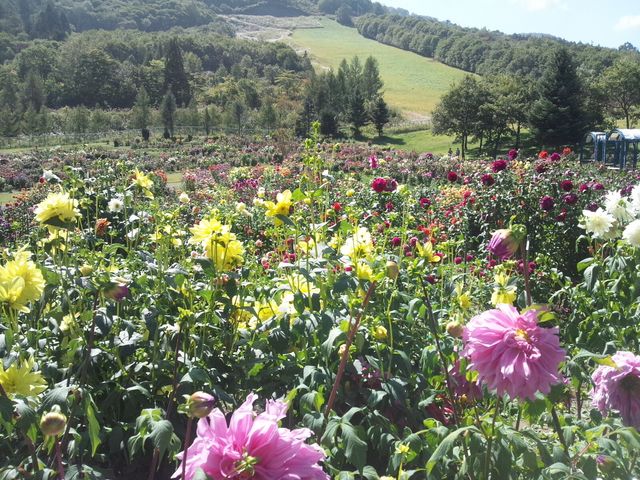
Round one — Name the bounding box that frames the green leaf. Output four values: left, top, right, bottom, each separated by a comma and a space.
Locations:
576, 257, 594, 272
342, 423, 367, 469
583, 264, 601, 292
86, 402, 102, 456
426, 426, 478, 473
149, 419, 174, 461
0, 396, 13, 422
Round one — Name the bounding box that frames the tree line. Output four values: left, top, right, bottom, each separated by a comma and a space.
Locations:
356, 14, 637, 79
0, 27, 312, 137
432, 48, 640, 157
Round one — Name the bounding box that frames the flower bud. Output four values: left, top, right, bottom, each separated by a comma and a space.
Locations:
79, 264, 93, 276
486, 225, 526, 260
372, 325, 388, 340
446, 321, 464, 338
104, 283, 129, 301
188, 392, 216, 418
386, 260, 399, 280
40, 410, 67, 437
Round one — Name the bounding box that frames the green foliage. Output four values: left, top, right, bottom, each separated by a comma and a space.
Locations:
161, 90, 177, 137
356, 13, 630, 79
371, 96, 389, 137
529, 48, 591, 148
598, 56, 640, 128
164, 38, 191, 107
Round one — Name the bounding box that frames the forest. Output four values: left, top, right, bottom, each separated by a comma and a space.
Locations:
356, 13, 637, 78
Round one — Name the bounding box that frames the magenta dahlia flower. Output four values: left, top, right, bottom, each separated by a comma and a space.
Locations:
591, 351, 640, 429
462, 305, 566, 400
492, 159, 508, 173
481, 173, 495, 187
487, 227, 524, 260
508, 149, 518, 160
371, 177, 387, 193
174, 393, 329, 480
540, 195, 555, 211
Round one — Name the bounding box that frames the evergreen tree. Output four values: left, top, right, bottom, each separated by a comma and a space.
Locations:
371, 96, 390, 137
163, 39, 191, 107
32, 2, 70, 41
161, 90, 177, 138
131, 87, 151, 133
529, 48, 590, 148
347, 88, 367, 137
319, 110, 338, 137
204, 107, 212, 135
362, 57, 383, 99
295, 97, 314, 138
231, 100, 245, 134
0, 71, 20, 111
22, 71, 45, 112
0, 109, 20, 137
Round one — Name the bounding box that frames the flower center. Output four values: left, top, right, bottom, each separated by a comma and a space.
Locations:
233, 453, 259, 478
620, 374, 640, 395
514, 329, 530, 342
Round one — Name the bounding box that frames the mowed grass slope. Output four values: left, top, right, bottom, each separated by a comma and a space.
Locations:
290, 18, 469, 117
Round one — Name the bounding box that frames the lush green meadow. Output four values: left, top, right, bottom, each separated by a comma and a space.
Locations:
290, 19, 469, 118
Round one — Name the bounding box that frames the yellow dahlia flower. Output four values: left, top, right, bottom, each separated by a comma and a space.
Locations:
264, 190, 293, 225
0, 250, 46, 312
0, 357, 47, 397
34, 192, 80, 228
204, 232, 245, 272
132, 169, 154, 199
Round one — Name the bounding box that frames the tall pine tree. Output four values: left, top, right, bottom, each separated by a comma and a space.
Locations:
164, 39, 191, 107
348, 88, 367, 137
371, 96, 390, 137
161, 90, 177, 138
529, 48, 589, 148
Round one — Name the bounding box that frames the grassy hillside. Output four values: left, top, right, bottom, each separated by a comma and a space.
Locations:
289, 18, 469, 118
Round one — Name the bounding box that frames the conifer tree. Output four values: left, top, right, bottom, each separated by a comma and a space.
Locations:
371, 96, 390, 137
348, 88, 367, 137
163, 39, 191, 107
161, 90, 177, 138
529, 48, 589, 148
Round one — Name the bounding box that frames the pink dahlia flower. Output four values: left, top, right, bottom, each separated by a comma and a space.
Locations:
462, 305, 566, 400
174, 393, 329, 480
591, 351, 640, 429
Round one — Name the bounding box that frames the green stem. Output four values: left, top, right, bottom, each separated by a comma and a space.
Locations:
483, 397, 501, 480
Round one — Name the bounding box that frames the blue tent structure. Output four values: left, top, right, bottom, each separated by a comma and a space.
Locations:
580, 131, 608, 163
607, 129, 640, 169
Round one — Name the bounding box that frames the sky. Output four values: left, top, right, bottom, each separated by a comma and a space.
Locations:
377, 0, 640, 49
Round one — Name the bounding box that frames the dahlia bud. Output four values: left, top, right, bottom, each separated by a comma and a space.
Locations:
79, 264, 93, 276
372, 325, 388, 340
40, 409, 67, 437
597, 455, 616, 474
188, 392, 216, 419
104, 282, 129, 301
386, 260, 399, 280
486, 224, 526, 260
446, 321, 464, 338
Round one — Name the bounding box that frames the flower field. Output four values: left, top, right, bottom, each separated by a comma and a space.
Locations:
1, 131, 640, 480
